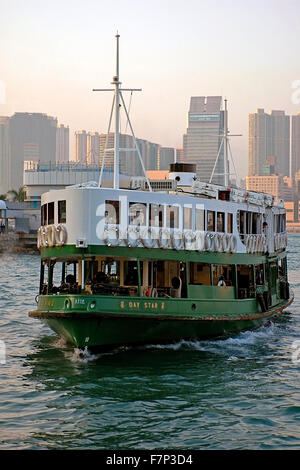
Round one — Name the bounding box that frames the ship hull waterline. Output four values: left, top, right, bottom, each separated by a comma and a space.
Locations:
29, 294, 294, 351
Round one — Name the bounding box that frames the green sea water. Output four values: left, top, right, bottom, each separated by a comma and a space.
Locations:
0, 235, 299, 449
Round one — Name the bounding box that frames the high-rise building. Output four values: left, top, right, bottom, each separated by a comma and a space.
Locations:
56, 124, 69, 163
87, 132, 100, 164
6, 112, 57, 192
157, 147, 175, 170
75, 130, 88, 163
248, 109, 290, 177
0, 117, 11, 195
183, 96, 225, 184
291, 112, 300, 176
176, 148, 184, 163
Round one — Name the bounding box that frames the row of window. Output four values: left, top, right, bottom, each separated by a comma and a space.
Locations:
41, 200, 66, 225
105, 200, 233, 233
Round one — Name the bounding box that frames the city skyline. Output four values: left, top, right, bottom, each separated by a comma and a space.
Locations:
1, 0, 300, 180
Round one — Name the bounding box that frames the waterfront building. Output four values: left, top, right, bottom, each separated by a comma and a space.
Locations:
56, 124, 69, 163
0, 117, 11, 195
0, 113, 57, 194
183, 96, 225, 184
245, 174, 293, 201
248, 109, 290, 177
291, 112, 300, 176
75, 130, 88, 163
157, 147, 175, 170
176, 147, 184, 163
87, 132, 100, 164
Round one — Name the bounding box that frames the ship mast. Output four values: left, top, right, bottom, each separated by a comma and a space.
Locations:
93, 34, 152, 191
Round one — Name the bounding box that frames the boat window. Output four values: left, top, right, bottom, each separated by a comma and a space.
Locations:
237, 265, 255, 298
150, 204, 164, 227
255, 264, 264, 285
41, 204, 47, 226
58, 200, 66, 224
195, 207, 205, 231
252, 213, 261, 234
227, 213, 233, 233
129, 202, 146, 226
184, 206, 192, 230
275, 214, 286, 233
212, 264, 234, 286
237, 210, 245, 234
166, 205, 179, 229
124, 261, 142, 286
48, 202, 54, 225
189, 262, 211, 285
216, 212, 225, 232
207, 211, 215, 231
105, 200, 120, 224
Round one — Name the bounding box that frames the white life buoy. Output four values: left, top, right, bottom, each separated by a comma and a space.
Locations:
195, 231, 205, 252
205, 232, 214, 251
55, 224, 68, 246
37, 227, 42, 249
41, 226, 48, 247
222, 233, 231, 253
230, 235, 237, 253
140, 227, 156, 249
214, 233, 223, 252
159, 228, 170, 249
127, 226, 139, 248
172, 229, 184, 250
184, 230, 196, 251
47, 224, 56, 247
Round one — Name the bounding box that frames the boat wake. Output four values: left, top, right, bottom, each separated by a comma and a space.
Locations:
143, 321, 282, 359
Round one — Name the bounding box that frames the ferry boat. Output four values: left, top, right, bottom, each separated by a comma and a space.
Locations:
29, 35, 293, 351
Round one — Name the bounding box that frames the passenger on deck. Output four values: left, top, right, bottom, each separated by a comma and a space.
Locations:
217, 275, 226, 286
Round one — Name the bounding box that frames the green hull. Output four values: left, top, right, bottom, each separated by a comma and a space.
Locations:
29, 293, 293, 350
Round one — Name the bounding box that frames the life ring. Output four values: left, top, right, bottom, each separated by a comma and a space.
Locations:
184, 230, 196, 250
195, 231, 205, 252
47, 224, 56, 247
205, 232, 214, 251
37, 227, 42, 249
222, 233, 231, 253
127, 226, 139, 248
172, 229, 184, 250
214, 233, 223, 252
159, 228, 170, 249
140, 227, 155, 249
103, 226, 119, 247
41, 226, 48, 247
230, 235, 237, 253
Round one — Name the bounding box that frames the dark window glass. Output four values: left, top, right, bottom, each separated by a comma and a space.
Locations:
129, 202, 146, 225
48, 202, 54, 225
227, 213, 233, 233
150, 204, 164, 227
41, 204, 47, 225
216, 212, 225, 232
207, 211, 215, 231
105, 200, 120, 224
189, 262, 211, 285
58, 200, 66, 223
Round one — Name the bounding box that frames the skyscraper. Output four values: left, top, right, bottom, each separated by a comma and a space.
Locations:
248, 109, 290, 177
183, 96, 225, 184
56, 124, 69, 163
291, 112, 300, 176
87, 132, 100, 164
157, 147, 175, 170
6, 112, 57, 192
0, 117, 11, 195
75, 130, 87, 163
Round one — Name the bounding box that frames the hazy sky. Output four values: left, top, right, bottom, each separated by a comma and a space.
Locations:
1, 0, 300, 179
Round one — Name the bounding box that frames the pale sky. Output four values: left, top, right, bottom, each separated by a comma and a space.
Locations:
1, 0, 300, 180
